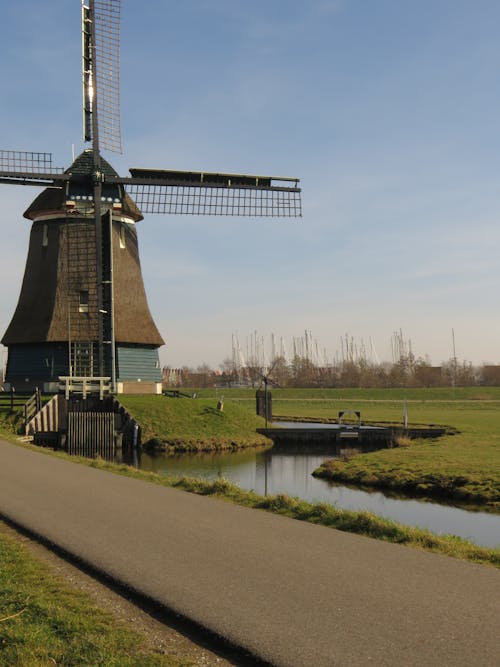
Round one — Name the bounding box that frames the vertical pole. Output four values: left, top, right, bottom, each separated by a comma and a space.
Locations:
264, 449, 269, 497
88, 0, 106, 383
452, 328, 457, 392
94, 179, 104, 378
82, 3, 92, 142
264, 376, 268, 428
68, 274, 72, 385
108, 211, 116, 393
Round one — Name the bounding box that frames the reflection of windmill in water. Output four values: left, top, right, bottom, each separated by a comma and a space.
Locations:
0, 1, 301, 395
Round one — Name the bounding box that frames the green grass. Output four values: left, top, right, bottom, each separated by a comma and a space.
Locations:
288, 398, 500, 510
119, 395, 271, 450
183, 386, 500, 401
0, 532, 189, 666
160, 388, 500, 509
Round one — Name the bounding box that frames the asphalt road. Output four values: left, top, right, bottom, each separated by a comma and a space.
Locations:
0, 438, 498, 666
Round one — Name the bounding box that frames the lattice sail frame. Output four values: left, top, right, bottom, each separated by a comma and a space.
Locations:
121, 169, 302, 218
0, 151, 63, 175
126, 183, 302, 217
83, 0, 122, 154
94, 0, 122, 153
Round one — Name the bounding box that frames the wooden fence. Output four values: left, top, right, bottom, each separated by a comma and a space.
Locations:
23, 389, 42, 428
25, 393, 59, 437
66, 412, 116, 458
0, 389, 37, 413
15, 390, 141, 461
59, 377, 111, 400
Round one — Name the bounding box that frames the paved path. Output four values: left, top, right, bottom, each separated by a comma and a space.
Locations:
0, 438, 498, 666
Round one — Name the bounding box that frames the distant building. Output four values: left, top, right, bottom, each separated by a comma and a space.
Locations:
481, 366, 500, 386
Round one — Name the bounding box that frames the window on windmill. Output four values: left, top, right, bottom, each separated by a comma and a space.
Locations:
79, 290, 89, 313
119, 226, 126, 249
42, 224, 48, 247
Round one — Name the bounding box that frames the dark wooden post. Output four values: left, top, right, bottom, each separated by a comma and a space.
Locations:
256, 389, 272, 424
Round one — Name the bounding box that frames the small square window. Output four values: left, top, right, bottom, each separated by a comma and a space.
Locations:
79, 290, 89, 313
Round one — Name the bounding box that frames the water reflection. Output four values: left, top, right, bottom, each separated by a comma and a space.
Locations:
139, 446, 500, 548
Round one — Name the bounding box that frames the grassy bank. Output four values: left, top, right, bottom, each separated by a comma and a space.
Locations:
288, 395, 500, 511
170, 387, 500, 510
119, 395, 270, 451
188, 387, 499, 510
0, 531, 186, 666
313, 435, 500, 511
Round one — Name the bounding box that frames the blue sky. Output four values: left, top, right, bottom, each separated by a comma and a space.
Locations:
1, 0, 499, 369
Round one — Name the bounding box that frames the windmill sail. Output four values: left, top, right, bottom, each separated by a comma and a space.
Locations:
83, 0, 122, 154
121, 169, 302, 217
0, 151, 66, 186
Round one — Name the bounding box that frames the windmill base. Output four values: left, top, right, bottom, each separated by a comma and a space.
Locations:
3, 343, 163, 395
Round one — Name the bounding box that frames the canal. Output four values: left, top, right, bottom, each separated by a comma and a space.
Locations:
137, 443, 500, 549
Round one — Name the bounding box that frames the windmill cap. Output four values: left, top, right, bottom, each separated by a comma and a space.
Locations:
23, 150, 144, 222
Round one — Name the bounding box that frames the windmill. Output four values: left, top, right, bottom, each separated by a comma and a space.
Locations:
0, 0, 301, 396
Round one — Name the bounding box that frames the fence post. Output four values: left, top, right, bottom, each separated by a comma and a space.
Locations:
10, 387, 14, 411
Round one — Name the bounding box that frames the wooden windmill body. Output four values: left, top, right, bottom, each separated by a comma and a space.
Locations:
2, 151, 164, 393
0, 0, 301, 396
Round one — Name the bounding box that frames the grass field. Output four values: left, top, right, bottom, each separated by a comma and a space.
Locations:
272, 389, 500, 510
0, 531, 187, 666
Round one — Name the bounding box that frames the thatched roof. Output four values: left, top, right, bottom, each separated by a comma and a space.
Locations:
2, 218, 164, 347
2, 152, 164, 348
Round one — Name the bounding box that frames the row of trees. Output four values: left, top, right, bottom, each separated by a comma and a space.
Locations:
164, 355, 500, 389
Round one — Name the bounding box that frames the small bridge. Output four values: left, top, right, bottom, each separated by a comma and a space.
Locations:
258, 421, 447, 449
258, 422, 390, 448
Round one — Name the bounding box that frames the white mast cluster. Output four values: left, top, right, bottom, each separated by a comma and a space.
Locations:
229, 329, 385, 377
